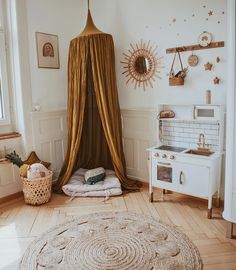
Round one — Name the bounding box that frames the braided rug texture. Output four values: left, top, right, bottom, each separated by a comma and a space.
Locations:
20, 211, 202, 270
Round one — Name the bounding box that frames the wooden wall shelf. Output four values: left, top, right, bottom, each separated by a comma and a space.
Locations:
166, 41, 225, 54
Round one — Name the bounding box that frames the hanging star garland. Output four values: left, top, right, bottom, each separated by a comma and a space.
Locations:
208, 10, 213, 16
213, 77, 220, 84
204, 62, 213, 71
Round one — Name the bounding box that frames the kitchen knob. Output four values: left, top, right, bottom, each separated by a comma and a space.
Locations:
170, 155, 175, 160
162, 154, 167, 158
154, 153, 159, 157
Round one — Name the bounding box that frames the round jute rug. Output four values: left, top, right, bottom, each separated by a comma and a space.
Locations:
20, 211, 202, 270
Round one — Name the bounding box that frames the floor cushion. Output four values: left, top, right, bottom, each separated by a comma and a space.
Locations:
62, 168, 122, 198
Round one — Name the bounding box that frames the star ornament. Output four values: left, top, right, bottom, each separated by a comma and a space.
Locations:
204, 62, 213, 71
214, 76, 220, 84
208, 10, 213, 16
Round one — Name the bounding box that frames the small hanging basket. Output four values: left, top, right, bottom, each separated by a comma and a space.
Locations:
21, 172, 53, 206
169, 51, 186, 86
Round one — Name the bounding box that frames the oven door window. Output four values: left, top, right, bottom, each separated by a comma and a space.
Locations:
197, 108, 214, 118
157, 164, 172, 183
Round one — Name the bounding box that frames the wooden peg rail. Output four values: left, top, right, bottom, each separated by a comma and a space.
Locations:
166, 41, 224, 54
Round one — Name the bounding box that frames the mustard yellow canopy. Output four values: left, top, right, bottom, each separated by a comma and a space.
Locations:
54, 10, 140, 192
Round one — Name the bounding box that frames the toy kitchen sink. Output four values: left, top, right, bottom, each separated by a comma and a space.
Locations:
185, 149, 214, 156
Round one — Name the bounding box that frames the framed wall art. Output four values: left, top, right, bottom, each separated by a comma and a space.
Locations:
35, 32, 60, 69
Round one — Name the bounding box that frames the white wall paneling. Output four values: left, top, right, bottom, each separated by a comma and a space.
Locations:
121, 109, 157, 182
31, 109, 157, 183
31, 110, 67, 178
0, 137, 23, 198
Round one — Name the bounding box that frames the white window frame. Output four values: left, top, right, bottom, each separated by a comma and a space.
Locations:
0, 0, 11, 125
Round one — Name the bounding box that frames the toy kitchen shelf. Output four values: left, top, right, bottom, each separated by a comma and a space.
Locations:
158, 104, 224, 122
147, 104, 225, 219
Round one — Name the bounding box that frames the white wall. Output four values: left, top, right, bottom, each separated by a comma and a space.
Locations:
26, 0, 87, 111
31, 110, 67, 178
25, 0, 227, 111
106, 0, 227, 108
0, 0, 228, 197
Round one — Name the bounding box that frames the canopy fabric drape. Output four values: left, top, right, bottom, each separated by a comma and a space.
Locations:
54, 31, 140, 192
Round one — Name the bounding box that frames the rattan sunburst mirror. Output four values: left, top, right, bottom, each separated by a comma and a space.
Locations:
121, 40, 163, 90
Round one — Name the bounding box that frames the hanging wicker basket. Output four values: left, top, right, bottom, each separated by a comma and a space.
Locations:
169, 76, 184, 86
21, 172, 53, 206
169, 51, 186, 86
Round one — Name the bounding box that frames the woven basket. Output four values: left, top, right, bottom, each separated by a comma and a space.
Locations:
169, 76, 184, 86
21, 172, 53, 205
169, 51, 185, 86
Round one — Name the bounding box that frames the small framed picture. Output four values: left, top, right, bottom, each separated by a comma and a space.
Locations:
35, 32, 60, 69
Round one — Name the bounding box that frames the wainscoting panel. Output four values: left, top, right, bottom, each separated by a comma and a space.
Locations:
31, 109, 157, 183
0, 137, 23, 198
121, 109, 158, 183
31, 110, 67, 178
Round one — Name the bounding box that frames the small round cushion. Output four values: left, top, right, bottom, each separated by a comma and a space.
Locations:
27, 163, 51, 180
85, 167, 106, 185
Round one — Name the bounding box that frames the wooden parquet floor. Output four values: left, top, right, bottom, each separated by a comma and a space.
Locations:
0, 188, 236, 270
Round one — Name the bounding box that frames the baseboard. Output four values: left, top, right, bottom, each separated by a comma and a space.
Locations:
0, 191, 23, 206
127, 175, 148, 184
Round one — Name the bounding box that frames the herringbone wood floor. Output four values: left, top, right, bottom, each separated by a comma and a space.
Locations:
0, 188, 236, 270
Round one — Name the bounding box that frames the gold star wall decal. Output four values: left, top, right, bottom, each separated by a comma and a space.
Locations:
208, 10, 213, 16
204, 62, 213, 71
213, 77, 220, 84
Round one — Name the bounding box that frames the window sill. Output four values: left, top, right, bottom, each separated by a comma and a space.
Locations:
0, 159, 11, 164
0, 132, 21, 141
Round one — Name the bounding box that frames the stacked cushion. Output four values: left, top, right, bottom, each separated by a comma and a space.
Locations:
62, 168, 122, 198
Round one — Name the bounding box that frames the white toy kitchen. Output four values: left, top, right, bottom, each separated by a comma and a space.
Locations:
147, 104, 225, 219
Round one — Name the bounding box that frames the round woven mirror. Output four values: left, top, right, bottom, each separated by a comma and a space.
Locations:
121, 40, 163, 90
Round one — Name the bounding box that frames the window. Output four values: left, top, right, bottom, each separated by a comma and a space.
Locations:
0, 0, 10, 125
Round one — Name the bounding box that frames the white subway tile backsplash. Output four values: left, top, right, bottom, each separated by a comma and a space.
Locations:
205, 129, 218, 135
162, 119, 220, 151
168, 127, 173, 131
174, 127, 183, 132
189, 143, 196, 148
